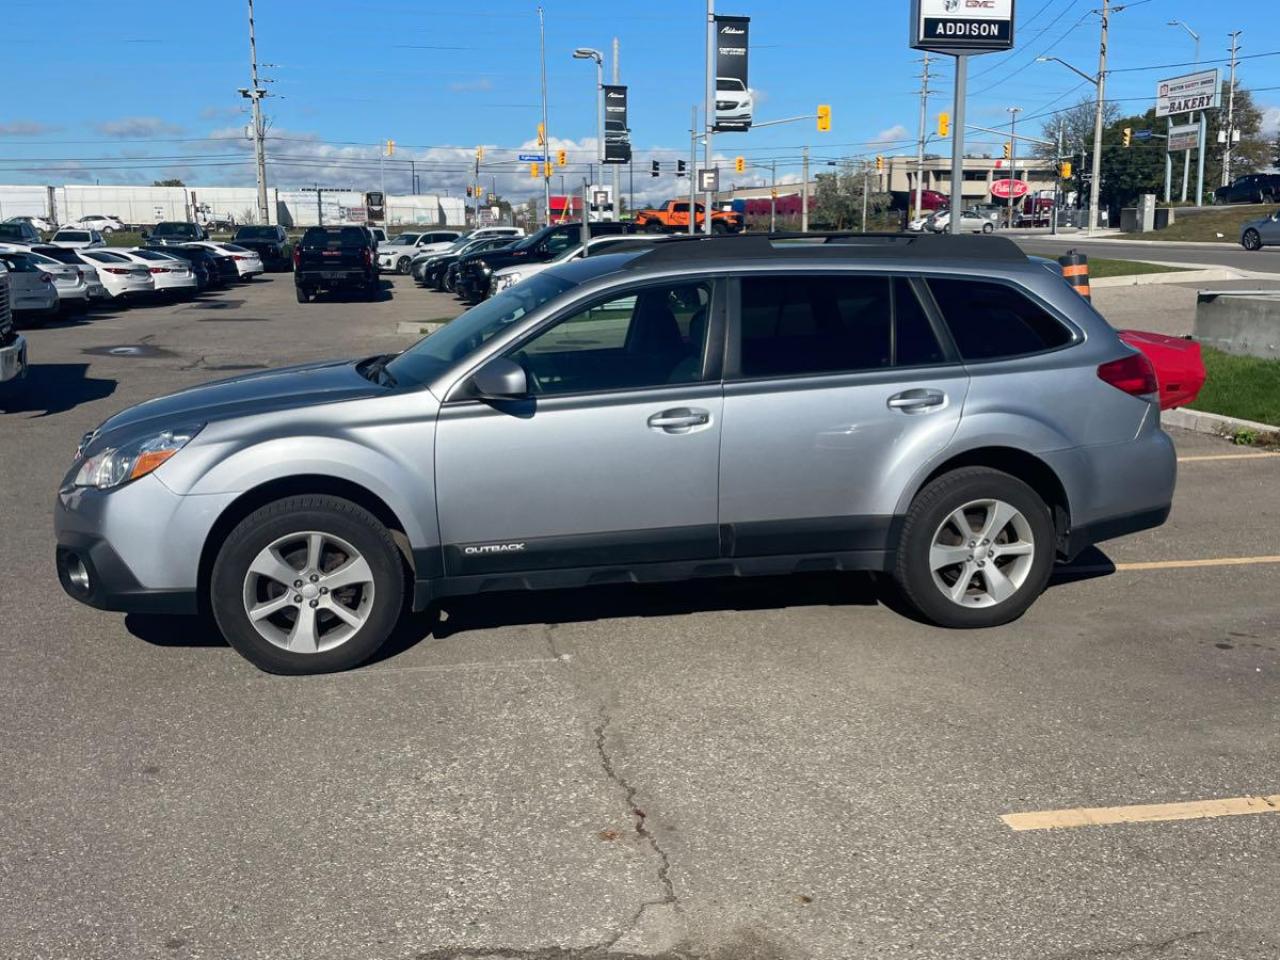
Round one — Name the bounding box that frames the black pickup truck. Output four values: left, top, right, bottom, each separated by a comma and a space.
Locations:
453, 221, 631, 303
232, 224, 293, 272
294, 226, 378, 302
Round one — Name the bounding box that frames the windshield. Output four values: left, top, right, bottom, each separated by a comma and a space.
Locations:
218, 243, 251, 253
385, 272, 577, 387
388, 234, 419, 246
153, 223, 198, 237
0, 253, 39, 272
0, 225, 29, 241
235, 226, 278, 239
83, 251, 130, 263
717, 77, 746, 92
57, 231, 91, 241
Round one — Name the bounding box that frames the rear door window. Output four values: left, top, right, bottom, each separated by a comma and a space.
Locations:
734, 274, 946, 378
926, 277, 1073, 361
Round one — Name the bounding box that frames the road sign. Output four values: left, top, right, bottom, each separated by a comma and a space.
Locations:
698, 168, 719, 193
991, 178, 1028, 200
1133, 129, 1153, 141
518, 153, 547, 162
910, 0, 1015, 56
1156, 70, 1221, 118
1168, 123, 1199, 152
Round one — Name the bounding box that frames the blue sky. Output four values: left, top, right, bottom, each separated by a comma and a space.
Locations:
1, 0, 1276, 202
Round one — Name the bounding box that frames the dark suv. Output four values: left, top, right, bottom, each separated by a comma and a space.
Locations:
454, 221, 631, 303
232, 225, 293, 272
146, 221, 208, 246
1212, 174, 1280, 205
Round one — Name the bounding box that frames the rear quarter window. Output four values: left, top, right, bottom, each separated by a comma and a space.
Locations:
926, 277, 1074, 361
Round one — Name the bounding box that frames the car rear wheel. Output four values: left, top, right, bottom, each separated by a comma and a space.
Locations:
644, 221, 665, 234
982, 222, 994, 234
295, 285, 309, 303
396, 256, 411, 274
1242, 229, 1262, 251
210, 495, 405, 674
893, 467, 1055, 629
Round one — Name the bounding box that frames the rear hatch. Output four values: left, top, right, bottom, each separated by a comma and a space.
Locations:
296, 227, 371, 273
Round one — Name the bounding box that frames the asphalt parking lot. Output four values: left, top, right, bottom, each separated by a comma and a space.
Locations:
2, 274, 1279, 960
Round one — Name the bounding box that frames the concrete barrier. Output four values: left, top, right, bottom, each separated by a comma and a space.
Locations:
1193, 290, 1280, 359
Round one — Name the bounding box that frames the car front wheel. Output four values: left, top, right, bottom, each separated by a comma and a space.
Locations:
1242, 229, 1262, 251
210, 495, 405, 674
396, 256, 411, 274
982, 222, 994, 234
893, 467, 1055, 629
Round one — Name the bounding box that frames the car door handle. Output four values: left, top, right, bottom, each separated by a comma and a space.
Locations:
647, 407, 710, 431
887, 389, 947, 412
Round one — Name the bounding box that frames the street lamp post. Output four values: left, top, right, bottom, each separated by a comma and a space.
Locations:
1037, 54, 1104, 234
1006, 106, 1021, 230
1167, 20, 1200, 204
572, 47, 604, 221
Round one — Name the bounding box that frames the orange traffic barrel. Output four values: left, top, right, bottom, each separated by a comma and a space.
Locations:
1059, 250, 1091, 301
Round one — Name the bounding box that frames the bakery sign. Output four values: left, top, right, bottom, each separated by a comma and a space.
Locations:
911, 0, 1015, 56
1156, 70, 1221, 118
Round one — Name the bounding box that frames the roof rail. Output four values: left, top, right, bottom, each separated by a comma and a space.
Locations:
626, 230, 1027, 264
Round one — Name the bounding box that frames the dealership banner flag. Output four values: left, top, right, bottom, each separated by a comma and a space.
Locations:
602, 84, 631, 164
713, 15, 751, 132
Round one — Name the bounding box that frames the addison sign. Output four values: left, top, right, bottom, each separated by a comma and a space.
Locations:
910, 0, 1015, 55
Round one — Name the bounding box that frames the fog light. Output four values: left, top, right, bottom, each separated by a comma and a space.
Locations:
65, 553, 91, 593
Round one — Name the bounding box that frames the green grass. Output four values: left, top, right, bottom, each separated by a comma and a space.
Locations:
1137, 204, 1271, 243
1029, 253, 1191, 278
1192, 348, 1280, 428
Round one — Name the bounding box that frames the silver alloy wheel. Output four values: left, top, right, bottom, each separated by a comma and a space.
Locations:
242, 531, 375, 654
928, 498, 1036, 608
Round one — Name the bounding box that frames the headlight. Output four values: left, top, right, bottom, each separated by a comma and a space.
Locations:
495, 272, 522, 291
73, 423, 204, 489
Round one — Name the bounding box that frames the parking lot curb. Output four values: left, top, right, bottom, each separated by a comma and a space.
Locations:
1090, 267, 1247, 288
1162, 407, 1280, 444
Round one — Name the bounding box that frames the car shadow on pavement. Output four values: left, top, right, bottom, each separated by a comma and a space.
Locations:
0, 363, 117, 417
1048, 546, 1117, 586
126, 613, 227, 648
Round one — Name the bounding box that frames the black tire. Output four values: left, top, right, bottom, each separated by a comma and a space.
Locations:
643, 221, 665, 234
1242, 229, 1262, 251
982, 222, 994, 234
892, 467, 1055, 629
295, 285, 309, 303
396, 256, 411, 275
209, 495, 405, 674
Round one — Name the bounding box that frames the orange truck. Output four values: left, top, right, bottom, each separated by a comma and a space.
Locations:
633, 200, 743, 234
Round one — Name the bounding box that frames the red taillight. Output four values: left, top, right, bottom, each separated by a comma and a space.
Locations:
104, 267, 130, 275
1097, 352, 1158, 398
362, 247, 373, 267
232, 255, 247, 261
148, 266, 169, 274
292, 247, 301, 268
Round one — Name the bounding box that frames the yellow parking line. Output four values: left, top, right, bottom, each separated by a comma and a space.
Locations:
1114, 556, 1280, 571
1177, 452, 1280, 463
1002, 794, 1280, 831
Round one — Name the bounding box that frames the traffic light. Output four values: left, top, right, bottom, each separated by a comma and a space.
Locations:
677, 160, 687, 177
385, 139, 395, 157
650, 160, 660, 178
1122, 127, 1132, 148
557, 148, 567, 167
1003, 142, 1011, 160
938, 112, 950, 138
734, 156, 745, 173
536, 123, 545, 146
816, 104, 831, 133
530, 163, 539, 179
475, 145, 484, 162
875, 155, 884, 173
1059, 161, 1073, 179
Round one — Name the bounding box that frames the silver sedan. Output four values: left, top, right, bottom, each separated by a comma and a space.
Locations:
1240, 208, 1280, 250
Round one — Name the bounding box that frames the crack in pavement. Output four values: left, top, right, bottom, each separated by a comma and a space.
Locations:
1051, 930, 1211, 959
594, 710, 680, 951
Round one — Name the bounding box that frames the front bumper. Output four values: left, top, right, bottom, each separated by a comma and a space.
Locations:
54, 474, 237, 616
1, 334, 28, 384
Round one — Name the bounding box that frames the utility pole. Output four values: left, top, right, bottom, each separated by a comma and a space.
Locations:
612, 37, 620, 222
801, 145, 810, 233
915, 53, 931, 218
770, 159, 777, 232
703, 0, 715, 235
861, 163, 869, 232
242, 0, 270, 225
1222, 30, 1241, 186
948, 55, 967, 235
1006, 106, 1021, 229
1052, 120, 1063, 237
689, 106, 698, 235
1088, 0, 1109, 234
538, 6, 552, 225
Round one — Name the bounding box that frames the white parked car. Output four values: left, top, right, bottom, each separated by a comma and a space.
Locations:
117, 249, 199, 296
78, 250, 155, 300
18, 249, 91, 310
50, 229, 106, 250
490, 233, 663, 294
30, 245, 109, 301
0, 261, 30, 393
189, 241, 264, 279
929, 210, 994, 234
714, 76, 753, 129
907, 213, 934, 233
5, 215, 56, 233
469, 226, 524, 240
0, 250, 59, 326
377, 230, 463, 274
69, 214, 126, 233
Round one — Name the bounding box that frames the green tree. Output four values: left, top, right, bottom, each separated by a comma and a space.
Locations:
152, 178, 185, 187
811, 162, 890, 230
1099, 108, 1166, 210
1201, 83, 1270, 191
1033, 97, 1120, 161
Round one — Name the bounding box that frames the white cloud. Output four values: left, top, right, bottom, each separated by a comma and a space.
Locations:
0, 120, 60, 136
1261, 105, 1280, 139
93, 117, 186, 138
871, 124, 910, 146
448, 78, 494, 93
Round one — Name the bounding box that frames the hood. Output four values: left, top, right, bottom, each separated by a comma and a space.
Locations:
92, 358, 386, 445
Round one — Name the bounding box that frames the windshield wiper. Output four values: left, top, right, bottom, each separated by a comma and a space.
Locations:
361, 354, 398, 387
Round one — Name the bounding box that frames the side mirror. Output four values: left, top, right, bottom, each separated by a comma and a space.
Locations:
469, 356, 529, 400
536, 242, 549, 254
139, 229, 150, 239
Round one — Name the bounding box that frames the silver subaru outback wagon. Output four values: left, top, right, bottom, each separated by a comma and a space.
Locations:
55, 234, 1176, 674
